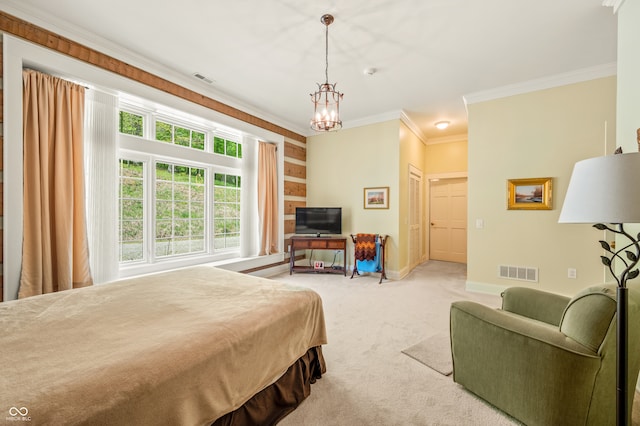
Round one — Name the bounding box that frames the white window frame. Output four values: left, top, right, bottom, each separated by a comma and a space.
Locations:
117, 104, 246, 277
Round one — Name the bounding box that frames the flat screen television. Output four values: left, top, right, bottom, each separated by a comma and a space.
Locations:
295, 207, 342, 236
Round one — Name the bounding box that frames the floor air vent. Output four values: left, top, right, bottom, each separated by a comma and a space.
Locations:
498, 265, 538, 283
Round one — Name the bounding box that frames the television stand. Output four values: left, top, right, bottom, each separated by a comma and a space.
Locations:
289, 236, 347, 276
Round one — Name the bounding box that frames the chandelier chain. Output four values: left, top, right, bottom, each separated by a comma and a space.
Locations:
324, 20, 329, 85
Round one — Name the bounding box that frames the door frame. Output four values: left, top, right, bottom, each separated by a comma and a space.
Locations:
408, 164, 423, 269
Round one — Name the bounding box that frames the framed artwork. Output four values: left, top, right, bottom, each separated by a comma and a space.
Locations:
507, 177, 552, 210
364, 187, 389, 209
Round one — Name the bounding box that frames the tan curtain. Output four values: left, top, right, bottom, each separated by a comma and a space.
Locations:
258, 142, 278, 255
19, 69, 93, 298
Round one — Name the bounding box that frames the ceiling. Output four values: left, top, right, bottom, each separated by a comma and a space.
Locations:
1, 0, 618, 140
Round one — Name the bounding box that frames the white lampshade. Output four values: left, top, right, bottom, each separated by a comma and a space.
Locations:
559, 152, 640, 224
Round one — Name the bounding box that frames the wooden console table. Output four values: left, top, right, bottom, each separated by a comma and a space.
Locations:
289, 236, 347, 276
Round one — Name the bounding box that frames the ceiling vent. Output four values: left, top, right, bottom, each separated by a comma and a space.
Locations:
498, 265, 538, 283
192, 72, 214, 84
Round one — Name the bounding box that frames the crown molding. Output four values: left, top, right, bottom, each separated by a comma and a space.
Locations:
426, 134, 468, 145
307, 110, 402, 136
602, 0, 625, 13
399, 111, 428, 145
463, 62, 617, 106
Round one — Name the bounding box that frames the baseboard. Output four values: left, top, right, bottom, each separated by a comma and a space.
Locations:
465, 280, 509, 296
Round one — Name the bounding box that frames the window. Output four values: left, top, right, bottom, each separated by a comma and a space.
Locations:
155, 162, 206, 257
117, 103, 245, 269
155, 119, 206, 150
213, 173, 241, 250
119, 159, 145, 262
214, 136, 242, 158
119, 111, 143, 137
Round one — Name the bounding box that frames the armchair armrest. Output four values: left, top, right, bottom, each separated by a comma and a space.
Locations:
501, 287, 571, 326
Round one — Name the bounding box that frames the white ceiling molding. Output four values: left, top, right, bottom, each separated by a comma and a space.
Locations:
311, 110, 401, 136
463, 62, 617, 106
400, 111, 428, 145
602, 0, 625, 13
426, 134, 468, 146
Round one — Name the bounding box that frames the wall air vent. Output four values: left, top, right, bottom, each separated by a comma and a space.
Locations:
193, 72, 214, 84
498, 265, 538, 283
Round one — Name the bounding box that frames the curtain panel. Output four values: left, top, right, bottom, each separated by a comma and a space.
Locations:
258, 142, 278, 255
84, 89, 118, 284
20, 69, 93, 298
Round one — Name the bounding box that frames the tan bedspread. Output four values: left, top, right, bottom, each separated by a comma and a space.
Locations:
0, 266, 327, 425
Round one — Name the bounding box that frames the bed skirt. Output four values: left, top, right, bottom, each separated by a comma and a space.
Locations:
212, 346, 326, 426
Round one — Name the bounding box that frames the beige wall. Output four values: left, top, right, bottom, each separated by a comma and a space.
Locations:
307, 120, 401, 275
467, 76, 617, 296
399, 121, 427, 273
425, 139, 468, 175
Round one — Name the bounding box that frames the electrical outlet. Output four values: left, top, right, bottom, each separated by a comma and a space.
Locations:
568, 268, 577, 279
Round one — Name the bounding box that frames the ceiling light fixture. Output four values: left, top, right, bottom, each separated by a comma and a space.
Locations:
435, 121, 450, 130
310, 14, 343, 132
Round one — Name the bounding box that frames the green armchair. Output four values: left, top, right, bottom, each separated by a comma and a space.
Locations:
450, 284, 640, 426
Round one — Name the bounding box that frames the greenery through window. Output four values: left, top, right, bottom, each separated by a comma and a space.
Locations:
119, 159, 145, 262
155, 120, 205, 150
213, 136, 242, 158
155, 162, 206, 257
213, 173, 241, 250
119, 111, 143, 137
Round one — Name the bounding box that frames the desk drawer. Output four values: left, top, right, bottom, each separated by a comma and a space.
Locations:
307, 240, 329, 249
326, 240, 345, 249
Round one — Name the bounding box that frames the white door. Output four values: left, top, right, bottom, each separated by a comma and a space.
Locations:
429, 178, 467, 263
408, 166, 423, 269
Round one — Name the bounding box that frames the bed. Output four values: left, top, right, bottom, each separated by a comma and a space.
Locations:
0, 265, 327, 425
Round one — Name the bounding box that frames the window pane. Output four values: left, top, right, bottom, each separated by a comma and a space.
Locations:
154, 161, 207, 258
226, 140, 237, 157
118, 159, 145, 263
175, 126, 190, 147
214, 136, 225, 155
226, 174, 237, 187
192, 131, 205, 151
213, 173, 241, 250
119, 111, 143, 137
156, 120, 173, 142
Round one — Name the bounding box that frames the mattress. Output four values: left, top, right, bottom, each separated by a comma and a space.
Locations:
0, 265, 327, 425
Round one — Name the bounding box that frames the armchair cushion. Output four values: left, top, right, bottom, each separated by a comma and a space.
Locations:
501, 287, 571, 326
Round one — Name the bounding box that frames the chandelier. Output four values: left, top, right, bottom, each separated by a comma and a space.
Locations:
310, 14, 343, 132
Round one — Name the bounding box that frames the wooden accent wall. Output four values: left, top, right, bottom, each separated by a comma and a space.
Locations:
283, 139, 306, 253
0, 12, 309, 283
0, 36, 3, 301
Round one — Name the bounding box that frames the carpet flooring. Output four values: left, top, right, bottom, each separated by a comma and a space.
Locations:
272, 260, 640, 426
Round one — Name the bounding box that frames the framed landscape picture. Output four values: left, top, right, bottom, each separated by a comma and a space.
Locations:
364, 187, 389, 209
507, 177, 552, 210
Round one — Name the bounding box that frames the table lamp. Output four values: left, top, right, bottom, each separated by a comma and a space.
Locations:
559, 151, 640, 426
